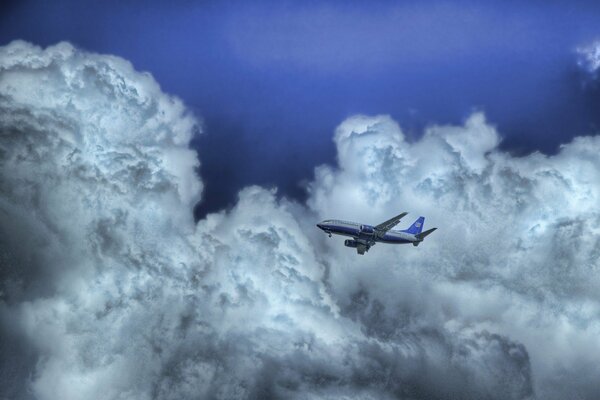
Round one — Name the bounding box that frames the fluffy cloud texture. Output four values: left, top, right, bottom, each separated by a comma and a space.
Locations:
1, 41, 599, 399
578, 40, 600, 75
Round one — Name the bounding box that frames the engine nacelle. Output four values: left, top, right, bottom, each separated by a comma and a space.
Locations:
344, 239, 359, 248
359, 224, 375, 235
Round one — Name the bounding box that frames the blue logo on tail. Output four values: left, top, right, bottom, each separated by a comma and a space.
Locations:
402, 217, 425, 234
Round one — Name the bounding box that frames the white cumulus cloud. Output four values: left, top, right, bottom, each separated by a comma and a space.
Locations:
1, 40, 600, 400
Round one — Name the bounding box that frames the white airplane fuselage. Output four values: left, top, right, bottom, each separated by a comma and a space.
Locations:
317, 220, 417, 244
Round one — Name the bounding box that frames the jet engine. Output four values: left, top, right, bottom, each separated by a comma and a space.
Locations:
344, 239, 359, 248
359, 224, 375, 235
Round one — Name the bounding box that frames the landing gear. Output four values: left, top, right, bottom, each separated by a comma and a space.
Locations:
328, 233, 332, 238
356, 244, 370, 255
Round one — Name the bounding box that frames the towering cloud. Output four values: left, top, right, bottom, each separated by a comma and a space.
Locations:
0, 40, 202, 399
307, 114, 600, 399
1, 41, 599, 400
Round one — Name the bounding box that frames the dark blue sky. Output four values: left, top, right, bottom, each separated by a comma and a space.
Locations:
2, 0, 600, 217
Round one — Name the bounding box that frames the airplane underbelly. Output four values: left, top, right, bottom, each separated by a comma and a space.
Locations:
337, 231, 358, 238
378, 233, 412, 244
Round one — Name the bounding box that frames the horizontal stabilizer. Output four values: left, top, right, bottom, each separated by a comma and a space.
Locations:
415, 227, 437, 240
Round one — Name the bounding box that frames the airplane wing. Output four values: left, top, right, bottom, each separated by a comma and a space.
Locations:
375, 212, 408, 237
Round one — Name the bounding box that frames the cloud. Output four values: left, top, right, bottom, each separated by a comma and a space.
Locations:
577, 40, 600, 75
308, 113, 600, 399
1, 40, 599, 400
0, 40, 202, 399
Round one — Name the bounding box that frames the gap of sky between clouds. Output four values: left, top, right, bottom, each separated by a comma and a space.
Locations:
2, 1, 600, 219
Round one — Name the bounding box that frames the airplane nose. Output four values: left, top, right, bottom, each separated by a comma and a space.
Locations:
316, 223, 324, 229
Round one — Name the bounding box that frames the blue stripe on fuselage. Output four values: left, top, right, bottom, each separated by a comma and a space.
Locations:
378, 233, 413, 244
325, 224, 415, 244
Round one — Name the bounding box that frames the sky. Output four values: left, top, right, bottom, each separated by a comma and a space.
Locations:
1, 2, 600, 400
2, 0, 600, 217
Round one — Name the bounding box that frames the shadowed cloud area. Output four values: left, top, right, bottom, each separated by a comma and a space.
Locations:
2, 1, 600, 217
2, 41, 600, 399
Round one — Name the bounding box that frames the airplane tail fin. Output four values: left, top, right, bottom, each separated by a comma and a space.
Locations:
402, 217, 425, 234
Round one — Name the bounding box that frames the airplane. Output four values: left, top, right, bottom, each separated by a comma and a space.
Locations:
316, 212, 436, 255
